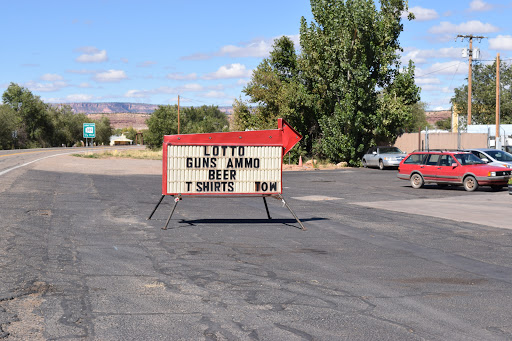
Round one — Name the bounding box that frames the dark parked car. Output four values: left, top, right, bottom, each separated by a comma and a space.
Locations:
362, 146, 407, 170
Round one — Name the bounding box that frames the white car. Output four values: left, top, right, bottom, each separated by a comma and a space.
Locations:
465, 148, 512, 169
362, 146, 407, 170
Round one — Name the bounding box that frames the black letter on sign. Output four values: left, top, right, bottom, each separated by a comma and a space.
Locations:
186, 158, 193, 168
204, 146, 210, 156
239, 146, 245, 156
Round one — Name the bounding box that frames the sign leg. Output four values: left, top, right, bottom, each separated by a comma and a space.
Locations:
162, 195, 181, 230
275, 195, 307, 231
263, 196, 272, 219
147, 194, 165, 220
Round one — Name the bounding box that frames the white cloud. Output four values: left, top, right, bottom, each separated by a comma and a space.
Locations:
416, 61, 467, 77
93, 69, 127, 82
25, 80, 69, 92
78, 82, 92, 88
75, 47, 108, 63
402, 47, 461, 64
469, 0, 492, 11
429, 20, 499, 34
415, 77, 441, 85
203, 91, 226, 98
66, 94, 94, 101
125, 89, 148, 98
166, 72, 197, 80
489, 35, 512, 50
403, 6, 439, 21
137, 61, 157, 67
203, 64, 252, 80
40, 73, 64, 81
66, 69, 98, 74
182, 83, 203, 91
181, 34, 300, 60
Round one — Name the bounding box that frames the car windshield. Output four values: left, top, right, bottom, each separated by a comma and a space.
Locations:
379, 147, 403, 154
486, 150, 512, 162
454, 153, 486, 165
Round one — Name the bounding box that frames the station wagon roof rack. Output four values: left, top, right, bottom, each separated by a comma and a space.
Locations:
411, 149, 468, 153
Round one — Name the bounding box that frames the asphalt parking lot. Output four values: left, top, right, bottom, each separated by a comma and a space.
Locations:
1, 151, 512, 340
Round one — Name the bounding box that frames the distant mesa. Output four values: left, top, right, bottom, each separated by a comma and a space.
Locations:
57, 102, 233, 115
59, 102, 159, 114
56, 102, 233, 131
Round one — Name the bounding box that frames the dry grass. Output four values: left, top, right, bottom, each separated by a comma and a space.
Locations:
73, 149, 162, 160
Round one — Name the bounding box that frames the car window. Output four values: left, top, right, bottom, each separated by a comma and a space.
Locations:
425, 154, 440, 166
379, 147, 403, 154
403, 154, 425, 164
366, 147, 375, 154
487, 150, 512, 161
454, 153, 486, 165
439, 155, 455, 166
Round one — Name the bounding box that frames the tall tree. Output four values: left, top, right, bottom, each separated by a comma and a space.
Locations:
2, 82, 52, 147
0, 105, 19, 149
299, 0, 418, 164
451, 59, 512, 125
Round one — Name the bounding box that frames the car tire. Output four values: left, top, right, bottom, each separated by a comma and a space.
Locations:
362, 159, 367, 168
463, 176, 479, 192
379, 160, 385, 170
410, 173, 424, 189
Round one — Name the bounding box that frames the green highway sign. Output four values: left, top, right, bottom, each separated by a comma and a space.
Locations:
83, 123, 96, 138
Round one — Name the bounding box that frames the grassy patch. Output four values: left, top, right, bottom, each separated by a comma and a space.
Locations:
73, 149, 162, 160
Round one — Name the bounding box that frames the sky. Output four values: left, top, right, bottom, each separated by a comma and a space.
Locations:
1, 0, 512, 111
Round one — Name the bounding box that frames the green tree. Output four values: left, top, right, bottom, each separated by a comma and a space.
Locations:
299, 0, 418, 165
0, 105, 19, 149
145, 105, 179, 147
181, 105, 229, 133
94, 116, 113, 145
451, 59, 512, 125
2, 82, 52, 148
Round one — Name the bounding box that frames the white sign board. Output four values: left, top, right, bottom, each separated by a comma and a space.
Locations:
166, 145, 282, 195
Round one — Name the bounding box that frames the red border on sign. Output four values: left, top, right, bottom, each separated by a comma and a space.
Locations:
161, 118, 301, 196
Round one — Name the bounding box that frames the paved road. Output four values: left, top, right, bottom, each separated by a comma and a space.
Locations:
1, 153, 512, 340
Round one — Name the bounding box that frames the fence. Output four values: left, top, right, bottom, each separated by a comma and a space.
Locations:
393, 132, 488, 153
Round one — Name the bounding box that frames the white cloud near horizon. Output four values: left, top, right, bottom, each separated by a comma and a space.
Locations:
166, 72, 197, 80
429, 20, 499, 34
181, 35, 300, 61
203, 64, 252, 80
468, 0, 492, 12
25, 80, 69, 92
75, 46, 108, 63
402, 6, 439, 21
489, 35, 512, 50
93, 69, 127, 82
40, 73, 64, 81
402, 47, 461, 64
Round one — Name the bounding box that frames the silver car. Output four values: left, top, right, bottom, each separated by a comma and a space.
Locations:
465, 148, 512, 169
362, 146, 407, 170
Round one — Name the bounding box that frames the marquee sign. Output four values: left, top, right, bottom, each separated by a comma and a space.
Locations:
148, 119, 306, 230
162, 118, 301, 196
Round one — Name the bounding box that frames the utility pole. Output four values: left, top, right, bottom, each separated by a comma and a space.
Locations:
496, 53, 500, 149
457, 34, 486, 126
177, 95, 180, 135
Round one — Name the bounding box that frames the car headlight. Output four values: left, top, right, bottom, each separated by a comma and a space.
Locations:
488, 171, 497, 176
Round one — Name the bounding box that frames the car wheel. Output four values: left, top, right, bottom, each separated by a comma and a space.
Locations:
379, 160, 385, 170
362, 159, 367, 168
410, 173, 424, 189
463, 176, 479, 192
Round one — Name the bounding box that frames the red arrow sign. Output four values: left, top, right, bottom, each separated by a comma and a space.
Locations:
163, 118, 301, 156
161, 119, 302, 196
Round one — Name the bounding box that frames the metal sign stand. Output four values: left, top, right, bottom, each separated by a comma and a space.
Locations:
147, 194, 306, 231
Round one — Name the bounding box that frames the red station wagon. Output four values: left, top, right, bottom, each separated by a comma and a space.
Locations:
397, 150, 511, 192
